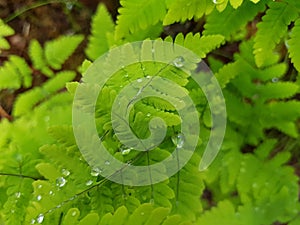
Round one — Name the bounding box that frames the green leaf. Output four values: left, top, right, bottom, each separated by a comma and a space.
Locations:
204, 0, 266, 40
86, 4, 115, 61
163, 0, 214, 25
45, 35, 84, 70
115, 0, 166, 39
254, 1, 298, 67
288, 18, 300, 72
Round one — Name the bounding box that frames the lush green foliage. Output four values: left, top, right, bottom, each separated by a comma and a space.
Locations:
0, 0, 300, 224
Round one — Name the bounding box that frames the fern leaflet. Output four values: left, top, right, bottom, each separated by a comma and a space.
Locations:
254, 1, 298, 67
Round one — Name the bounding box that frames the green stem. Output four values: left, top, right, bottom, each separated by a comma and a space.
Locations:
4, 0, 64, 23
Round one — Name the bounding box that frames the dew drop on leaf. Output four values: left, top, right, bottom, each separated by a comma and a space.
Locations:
137, 78, 143, 83
15, 192, 21, 198
91, 167, 102, 176
49, 190, 54, 195
173, 56, 185, 68
56, 177, 67, 187
272, 77, 279, 83
172, 133, 185, 148
36, 214, 44, 224
37, 184, 43, 189
31, 219, 36, 224
105, 160, 110, 165
120, 145, 131, 155
146, 113, 151, 117
86, 180, 93, 186
61, 168, 70, 177
71, 211, 77, 216
36, 195, 42, 201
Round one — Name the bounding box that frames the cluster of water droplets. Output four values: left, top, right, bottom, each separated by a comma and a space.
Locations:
30, 214, 44, 224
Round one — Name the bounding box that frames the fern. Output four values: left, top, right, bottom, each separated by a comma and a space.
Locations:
163, 0, 214, 25
44, 35, 84, 70
13, 71, 76, 117
0, 56, 32, 89
254, 1, 298, 67
204, 0, 266, 40
288, 18, 300, 72
115, 0, 166, 40
168, 33, 225, 58
1, 1, 300, 224
86, 4, 115, 61
0, 19, 14, 52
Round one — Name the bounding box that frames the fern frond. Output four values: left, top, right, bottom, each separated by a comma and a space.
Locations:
3, 178, 33, 225
0, 55, 32, 89
253, 1, 298, 67
29, 40, 53, 77
86, 4, 115, 61
204, 0, 266, 40
45, 35, 84, 70
163, 0, 214, 25
288, 18, 300, 72
13, 71, 76, 116
99, 204, 191, 225
197, 201, 240, 224
170, 153, 204, 220
172, 33, 225, 58
115, 0, 166, 40
0, 19, 14, 52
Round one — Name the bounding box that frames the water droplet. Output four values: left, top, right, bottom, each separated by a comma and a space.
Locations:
61, 168, 70, 177
31, 219, 36, 224
46, 208, 52, 213
120, 145, 132, 155
146, 75, 151, 79
15, 192, 21, 198
49, 190, 54, 195
11, 209, 15, 213
86, 180, 93, 186
124, 74, 129, 78
56, 204, 62, 208
272, 77, 279, 83
37, 184, 43, 189
56, 177, 67, 187
36, 195, 42, 201
140, 212, 145, 216
71, 211, 77, 217
173, 56, 185, 68
137, 78, 143, 83
91, 167, 102, 176
105, 160, 110, 165
36, 214, 44, 224
146, 113, 151, 117
172, 133, 185, 148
